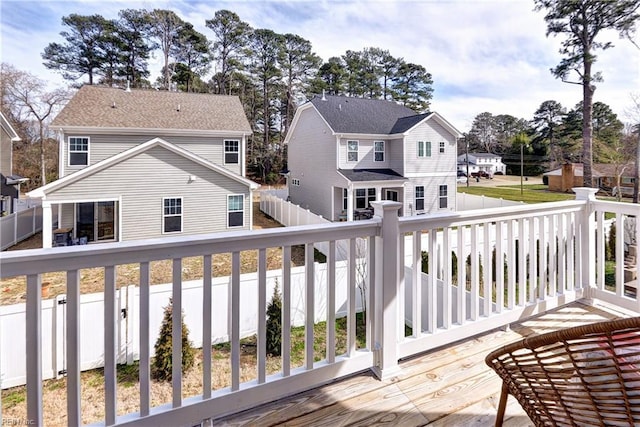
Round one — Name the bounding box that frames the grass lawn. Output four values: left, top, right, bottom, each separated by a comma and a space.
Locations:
458, 184, 575, 204
1, 312, 369, 425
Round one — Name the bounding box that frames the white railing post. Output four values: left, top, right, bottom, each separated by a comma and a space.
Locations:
573, 188, 598, 294
371, 201, 402, 380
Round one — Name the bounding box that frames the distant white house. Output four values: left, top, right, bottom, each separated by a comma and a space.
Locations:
457, 153, 506, 176
285, 94, 462, 221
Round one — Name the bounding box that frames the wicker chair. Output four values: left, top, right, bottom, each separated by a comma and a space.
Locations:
485, 317, 640, 426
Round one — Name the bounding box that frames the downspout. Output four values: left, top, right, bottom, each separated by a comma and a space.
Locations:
241, 134, 247, 177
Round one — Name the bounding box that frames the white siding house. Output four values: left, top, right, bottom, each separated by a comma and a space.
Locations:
286, 95, 462, 221
457, 153, 507, 176
1, 112, 24, 215
27, 85, 258, 248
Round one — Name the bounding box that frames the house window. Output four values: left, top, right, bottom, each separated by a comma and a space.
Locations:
224, 140, 239, 164
292, 178, 300, 186
228, 194, 244, 227
163, 197, 182, 233
439, 185, 448, 209
355, 188, 376, 209
374, 141, 384, 162
415, 186, 425, 211
439, 142, 445, 154
343, 188, 348, 210
347, 140, 358, 162
69, 137, 89, 166
418, 141, 431, 158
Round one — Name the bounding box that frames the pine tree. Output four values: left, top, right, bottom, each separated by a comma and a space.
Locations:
266, 283, 282, 356
152, 298, 195, 381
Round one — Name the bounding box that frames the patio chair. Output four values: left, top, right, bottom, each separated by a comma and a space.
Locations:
485, 316, 640, 426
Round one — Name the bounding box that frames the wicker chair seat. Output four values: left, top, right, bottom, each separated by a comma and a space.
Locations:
485, 317, 640, 426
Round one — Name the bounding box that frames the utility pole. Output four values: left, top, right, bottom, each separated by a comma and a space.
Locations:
521, 143, 524, 195
466, 138, 470, 188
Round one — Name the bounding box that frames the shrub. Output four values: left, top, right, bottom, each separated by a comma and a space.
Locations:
266, 283, 282, 356
608, 222, 616, 261
151, 298, 195, 382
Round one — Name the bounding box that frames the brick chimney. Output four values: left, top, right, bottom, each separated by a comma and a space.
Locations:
562, 163, 575, 192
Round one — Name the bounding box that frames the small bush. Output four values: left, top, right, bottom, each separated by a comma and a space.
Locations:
152, 298, 195, 382
266, 283, 282, 356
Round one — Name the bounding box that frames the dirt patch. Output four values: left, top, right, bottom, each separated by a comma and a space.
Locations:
1, 201, 305, 305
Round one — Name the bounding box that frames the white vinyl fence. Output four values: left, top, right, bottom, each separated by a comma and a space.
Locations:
457, 192, 525, 210
259, 191, 329, 227
0, 261, 363, 389
0, 205, 42, 250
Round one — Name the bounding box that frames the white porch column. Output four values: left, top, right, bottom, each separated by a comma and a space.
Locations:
376, 187, 382, 202
347, 185, 354, 221
573, 187, 598, 293
42, 201, 53, 249
371, 200, 402, 380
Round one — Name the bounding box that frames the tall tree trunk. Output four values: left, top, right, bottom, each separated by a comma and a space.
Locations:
582, 56, 594, 188
40, 127, 46, 186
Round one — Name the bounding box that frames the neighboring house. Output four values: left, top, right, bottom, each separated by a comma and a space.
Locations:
544, 163, 637, 194
0, 112, 26, 215
27, 85, 259, 248
285, 95, 462, 221
457, 153, 506, 176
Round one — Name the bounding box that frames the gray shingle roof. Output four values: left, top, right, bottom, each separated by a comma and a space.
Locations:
52, 85, 252, 133
339, 168, 407, 182
311, 95, 420, 134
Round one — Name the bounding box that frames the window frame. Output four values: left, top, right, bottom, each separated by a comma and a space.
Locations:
439, 141, 445, 154
68, 136, 90, 166
415, 186, 425, 211
417, 141, 432, 158
374, 141, 385, 162
224, 140, 240, 165
347, 140, 359, 162
439, 185, 448, 209
227, 194, 245, 228
162, 197, 183, 234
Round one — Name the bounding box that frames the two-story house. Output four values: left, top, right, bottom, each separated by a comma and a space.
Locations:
285, 95, 462, 221
457, 152, 506, 177
27, 85, 259, 248
0, 112, 25, 215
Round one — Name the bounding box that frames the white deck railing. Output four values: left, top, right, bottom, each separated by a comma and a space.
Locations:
1, 188, 639, 426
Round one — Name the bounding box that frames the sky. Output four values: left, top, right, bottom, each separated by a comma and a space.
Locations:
1, 0, 639, 132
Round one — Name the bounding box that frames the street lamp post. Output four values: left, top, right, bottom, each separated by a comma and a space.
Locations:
466, 139, 470, 188
520, 143, 524, 195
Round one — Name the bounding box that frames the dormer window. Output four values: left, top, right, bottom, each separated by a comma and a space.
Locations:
69, 137, 89, 166
347, 140, 358, 162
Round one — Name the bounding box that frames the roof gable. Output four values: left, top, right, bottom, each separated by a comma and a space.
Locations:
28, 138, 258, 198
51, 85, 252, 133
1, 112, 21, 141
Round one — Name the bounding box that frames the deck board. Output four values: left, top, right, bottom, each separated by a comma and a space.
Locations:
213, 302, 632, 426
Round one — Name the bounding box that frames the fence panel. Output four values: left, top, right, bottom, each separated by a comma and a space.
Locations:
1, 261, 360, 389
0, 206, 42, 250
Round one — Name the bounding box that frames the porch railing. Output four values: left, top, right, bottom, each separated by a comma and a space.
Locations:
1, 188, 639, 426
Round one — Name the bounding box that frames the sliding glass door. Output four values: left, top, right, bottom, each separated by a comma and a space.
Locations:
76, 201, 116, 242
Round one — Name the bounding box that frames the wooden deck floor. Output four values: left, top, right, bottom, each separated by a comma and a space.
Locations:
213, 301, 635, 427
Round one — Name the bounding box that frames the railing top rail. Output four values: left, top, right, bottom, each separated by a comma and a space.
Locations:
592, 200, 640, 216
0, 219, 380, 278
399, 200, 586, 233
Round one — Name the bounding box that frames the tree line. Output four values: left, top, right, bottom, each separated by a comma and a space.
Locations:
462, 99, 635, 178
36, 9, 434, 183
3, 2, 639, 191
